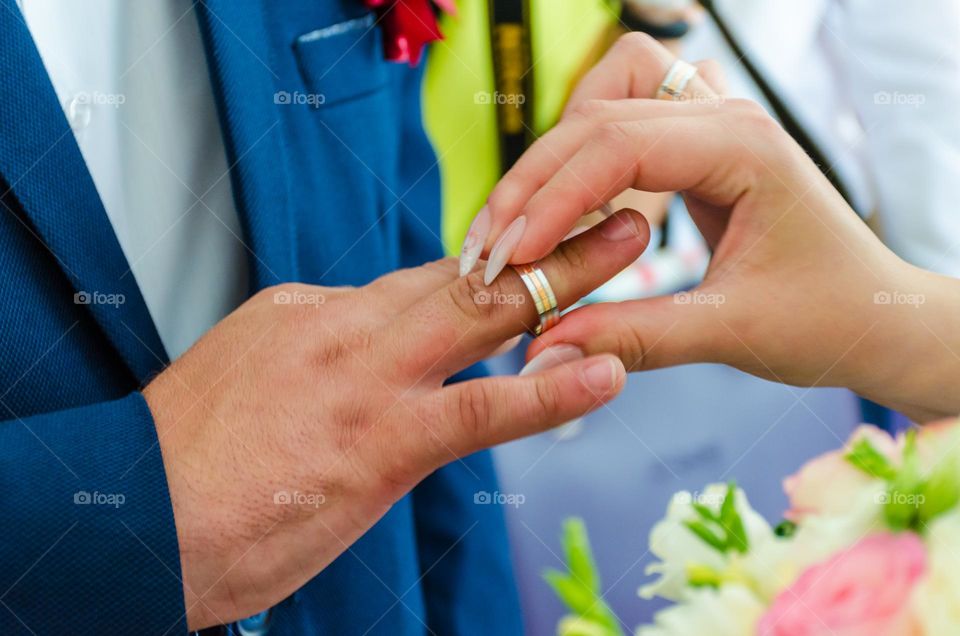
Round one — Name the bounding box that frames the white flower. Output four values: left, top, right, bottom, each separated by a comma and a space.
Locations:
639, 484, 774, 601
912, 508, 960, 633
636, 584, 764, 636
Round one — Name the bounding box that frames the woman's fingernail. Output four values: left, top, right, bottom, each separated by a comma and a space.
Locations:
459, 206, 491, 276
484, 215, 526, 285
490, 334, 524, 358
562, 224, 591, 241
520, 344, 584, 376
599, 212, 641, 241
581, 357, 619, 392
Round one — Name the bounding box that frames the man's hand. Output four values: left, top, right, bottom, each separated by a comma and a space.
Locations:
142, 210, 650, 629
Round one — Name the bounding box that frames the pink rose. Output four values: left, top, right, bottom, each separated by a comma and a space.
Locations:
758, 533, 926, 636
783, 425, 898, 522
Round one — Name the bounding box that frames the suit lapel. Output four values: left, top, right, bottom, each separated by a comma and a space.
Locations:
195, 0, 295, 291
0, 1, 168, 382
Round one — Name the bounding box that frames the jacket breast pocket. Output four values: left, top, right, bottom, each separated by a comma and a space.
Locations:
293, 13, 388, 108
288, 13, 402, 270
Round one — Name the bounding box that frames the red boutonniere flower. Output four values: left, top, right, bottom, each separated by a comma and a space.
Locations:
363, 0, 456, 66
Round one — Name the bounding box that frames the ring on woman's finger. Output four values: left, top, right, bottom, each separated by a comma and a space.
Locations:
655, 59, 698, 101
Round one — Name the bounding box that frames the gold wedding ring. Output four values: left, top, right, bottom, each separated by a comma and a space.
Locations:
513, 263, 560, 336
656, 59, 698, 101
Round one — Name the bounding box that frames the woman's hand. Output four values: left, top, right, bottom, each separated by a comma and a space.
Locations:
473, 33, 960, 421
457, 32, 725, 281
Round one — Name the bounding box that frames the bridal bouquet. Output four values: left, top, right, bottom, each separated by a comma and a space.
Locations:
547, 419, 960, 635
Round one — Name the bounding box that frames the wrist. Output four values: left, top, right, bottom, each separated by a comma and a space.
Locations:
850, 263, 960, 421
142, 376, 221, 630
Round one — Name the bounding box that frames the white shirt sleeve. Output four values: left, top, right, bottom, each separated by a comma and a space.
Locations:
831, 0, 960, 276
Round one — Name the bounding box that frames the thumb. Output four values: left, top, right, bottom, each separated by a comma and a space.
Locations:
526, 292, 731, 373
411, 353, 626, 467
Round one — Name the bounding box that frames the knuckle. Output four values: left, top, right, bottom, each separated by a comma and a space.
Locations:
485, 187, 510, 216
613, 314, 649, 372
726, 99, 776, 131
487, 177, 524, 216
446, 273, 500, 322
313, 326, 369, 370
722, 100, 790, 162
531, 375, 562, 417
453, 385, 492, 442
614, 31, 658, 59
696, 58, 724, 80
596, 121, 636, 150
259, 282, 299, 304
421, 257, 459, 279
569, 99, 610, 123
553, 235, 590, 274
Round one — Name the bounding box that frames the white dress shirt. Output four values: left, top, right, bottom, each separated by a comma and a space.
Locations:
684, 0, 960, 277
21, 0, 248, 360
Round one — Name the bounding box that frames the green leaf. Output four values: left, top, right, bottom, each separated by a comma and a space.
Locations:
774, 520, 797, 538
563, 518, 600, 594
845, 437, 898, 480
681, 484, 750, 554
557, 615, 618, 636
683, 519, 727, 553
545, 571, 596, 616
691, 501, 720, 523
544, 519, 625, 636
720, 482, 749, 553
885, 430, 925, 531
919, 457, 960, 524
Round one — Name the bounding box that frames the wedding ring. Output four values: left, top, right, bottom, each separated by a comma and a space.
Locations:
513, 263, 560, 336
655, 59, 698, 101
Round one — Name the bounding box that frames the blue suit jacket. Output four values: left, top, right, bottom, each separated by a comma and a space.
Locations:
0, 1, 522, 634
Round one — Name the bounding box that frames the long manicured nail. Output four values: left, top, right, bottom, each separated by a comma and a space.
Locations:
490, 334, 524, 358
520, 344, 584, 376
599, 212, 641, 241
581, 357, 619, 392
459, 206, 491, 276
562, 224, 591, 241
484, 216, 526, 285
